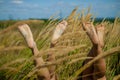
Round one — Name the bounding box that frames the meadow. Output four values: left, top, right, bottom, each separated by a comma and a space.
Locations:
0, 9, 120, 80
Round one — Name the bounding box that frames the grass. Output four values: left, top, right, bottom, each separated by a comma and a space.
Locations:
0, 8, 120, 80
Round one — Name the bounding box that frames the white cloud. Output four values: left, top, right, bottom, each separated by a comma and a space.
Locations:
11, 0, 23, 4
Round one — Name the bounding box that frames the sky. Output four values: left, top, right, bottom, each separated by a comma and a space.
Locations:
0, 0, 120, 20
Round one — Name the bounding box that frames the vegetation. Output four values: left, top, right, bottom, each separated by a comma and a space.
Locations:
0, 8, 120, 80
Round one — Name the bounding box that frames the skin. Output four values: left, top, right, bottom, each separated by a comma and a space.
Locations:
47, 20, 68, 80
81, 22, 106, 80
18, 21, 106, 80
18, 24, 50, 80
19, 21, 67, 80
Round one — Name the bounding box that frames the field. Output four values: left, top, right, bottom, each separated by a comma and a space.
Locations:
0, 9, 120, 80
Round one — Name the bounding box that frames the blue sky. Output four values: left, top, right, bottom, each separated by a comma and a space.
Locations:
0, 0, 120, 20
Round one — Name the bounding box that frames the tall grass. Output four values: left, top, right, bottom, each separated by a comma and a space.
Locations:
0, 8, 120, 80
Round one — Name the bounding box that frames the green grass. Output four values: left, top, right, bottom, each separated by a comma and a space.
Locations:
0, 8, 120, 80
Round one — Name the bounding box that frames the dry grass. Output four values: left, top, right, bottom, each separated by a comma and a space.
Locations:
0, 8, 120, 80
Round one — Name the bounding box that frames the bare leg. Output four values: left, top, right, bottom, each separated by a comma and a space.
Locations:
18, 24, 50, 80
81, 22, 106, 80
48, 20, 68, 80
93, 24, 106, 80
81, 22, 98, 80
47, 43, 56, 80
82, 47, 94, 80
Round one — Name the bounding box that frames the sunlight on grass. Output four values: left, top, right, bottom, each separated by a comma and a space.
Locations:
0, 8, 120, 80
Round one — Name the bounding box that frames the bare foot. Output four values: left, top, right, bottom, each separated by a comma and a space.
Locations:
18, 24, 35, 48
82, 22, 99, 45
48, 20, 68, 80
51, 20, 68, 45
18, 24, 50, 80
96, 24, 105, 47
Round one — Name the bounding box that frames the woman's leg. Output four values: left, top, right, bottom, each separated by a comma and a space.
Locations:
93, 24, 106, 80
81, 22, 106, 80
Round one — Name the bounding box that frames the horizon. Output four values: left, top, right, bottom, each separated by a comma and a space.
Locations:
0, 0, 120, 20
0, 17, 116, 22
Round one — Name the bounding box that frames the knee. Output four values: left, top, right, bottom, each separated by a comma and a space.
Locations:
94, 61, 106, 78
94, 64, 106, 79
